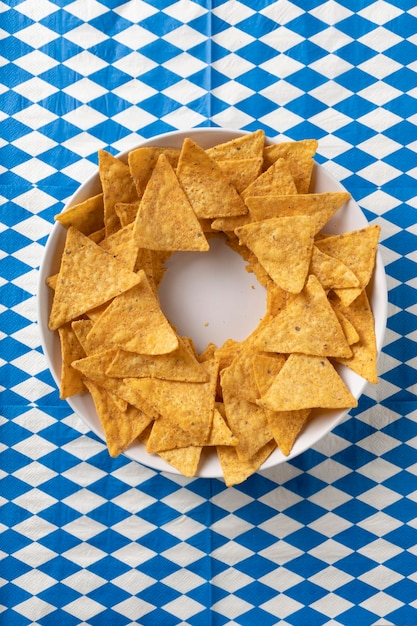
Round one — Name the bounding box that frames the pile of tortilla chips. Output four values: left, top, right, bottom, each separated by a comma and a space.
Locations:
48, 130, 380, 486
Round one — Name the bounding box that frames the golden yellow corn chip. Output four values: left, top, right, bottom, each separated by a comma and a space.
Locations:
84, 379, 153, 457
310, 245, 360, 290
217, 440, 276, 487
99, 223, 139, 271
88, 227, 105, 244
98, 149, 138, 236
252, 353, 286, 396
157, 445, 202, 477
128, 146, 180, 198
54, 193, 104, 235
235, 215, 316, 294
206, 130, 265, 160
257, 353, 358, 412
206, 406, 239, 446
114, 201, 139, 227
217, 157, 263, 193
332, 289, 378, 384
241, 158, 298, 201
255, 275, 352, 358
58, 324, 86, 399
105, 335, 209, 382
263, 139, 318, 193
266, 409, 311, 457
246, 192, 351, 234
332, 306, 360, 346
85, 270, 178, 355
176, 138, 248, 219
143, 358, 219, 452
48, 227, 141, 331
133, 154, 209, 252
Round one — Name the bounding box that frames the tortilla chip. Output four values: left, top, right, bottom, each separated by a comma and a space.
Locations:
252, 353, 287, 396
206, 406, 239, 446
217, 439, 276, 487
133, 153, 209, 252
84, 270, 179, 355
310, 245, 360, 290
257, 353, 358, 411
114, 201, 139, 227
246, 192, 351, 234
54, 193, 104, 235
176, 138, 248, 219
217, 157, 263, 193
84, 379, 153, 457
157, 445, 202, 477
143, 358, 219, 451
98, 149, 138, 236
332, 306, 360, 346
241, 157, 298, 200
58, 324, 86, 398
48, 227, 141, 331
263, 139, 318, 193
105, 335, 209, 382
128, 146, 180, 199
332, 289, 378, 384
235, 215, 316, 294
266, 409, 311, 457
206, 130, 265, 161
254, 275, 352, 358
99, 223, 139, 271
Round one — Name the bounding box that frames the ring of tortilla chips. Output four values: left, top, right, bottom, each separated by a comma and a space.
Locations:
45, 130, 382, 486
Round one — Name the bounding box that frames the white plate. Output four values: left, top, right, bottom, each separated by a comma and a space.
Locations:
37, 128, 388, 478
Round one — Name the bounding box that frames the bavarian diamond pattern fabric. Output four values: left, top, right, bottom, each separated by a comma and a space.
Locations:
1, 1, 417, 624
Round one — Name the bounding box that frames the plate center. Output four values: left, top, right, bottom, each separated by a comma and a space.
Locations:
158, 234, 267, 354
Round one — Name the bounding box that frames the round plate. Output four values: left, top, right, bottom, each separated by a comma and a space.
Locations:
37, 128, 388, 478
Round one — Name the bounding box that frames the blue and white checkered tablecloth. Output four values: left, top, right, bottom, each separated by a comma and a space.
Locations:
2, 1, 417, 624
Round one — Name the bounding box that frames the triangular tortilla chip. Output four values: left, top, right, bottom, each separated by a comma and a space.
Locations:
332, 289, 378, 384
246, 192, 351, 235
235, 215, 316, 293
99, 223, 139, 271
176, 138, 248, 219
241, 157, 298, 201
206, 130, 265, 161
48, 227, 141, 330
105, 335, 209, 382
58, 324, 86, 399
206, 406, 239, 446
98, 149, 138, 236
114, 201, 139, 227
84, 270, 178, 355
257, 353, 358, 411
217, 440, 276, 487
263, 139, 318, 193
310, 245, 360, 290
84, 379, 153, 457
217, 157, 263, 194
315, 224, 381, 291
266, 409, 311, 457
142, 359, 219, 451
128, 146, 180, 199
254, 275, 352, 358
54, 193, 104, 235
133, 153, 209, 251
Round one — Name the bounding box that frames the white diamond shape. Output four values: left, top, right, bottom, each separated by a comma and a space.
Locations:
358, 161, 402, 186
260, 80, 304, 107
163, 0, 208, 23
13, 569, 57, 594
309, 108, 353, 133
62, 543, 107, 568
63, 50, 109, 76
12, 158, 56, 184
11, 376, 55, 403
113, 597, 155, 621
13, 515, 57, 542
62, 597, 105, 622
13, 460, 57, 487
113, 2, 157, 23
308, 566, 354, 593
112, 52, 156, 78
359, 564, 404, 590
162, 105, 207, 128
211, 540, 254, 566
358, 81, 403, 106
62, 158, 98, 184
12, 435, 57, 462
310, 53, 353, 79
162, 542, 205, 567
162, 569, 205, 594
113, 24, 156, 49
62, 489, 107, 515
260, 27, 304, 53
163, 79, 208, 105
212, 0, 255, 24
14, 542, 57, 568
260, 0, 304, 24
14, 76, 58, 104
358, 134, 402, 159
15, 0, 59, 21
212, 568, 254, 593
112, 543, 157, 568
112, 106, 156, 131
62, 461, 107, 488
260, 108, 304, 133
13, 407, 56, 434
15, 22, 58, 48
212, 26, 255, 52
62, 516, 107, 541
360, 590, 403, 617
63, 77, 108, 103
211, 80, 254, 105
62, 570, 107, 595
310, 3, 353, 23
308, 538, 353, 564
211, 53, 254, 79
163, 24, 207, 50
211, 106, 253, 129
61, 437, 105, 461
211, 514, 254, 540
310, 27, 353, 54
308, 511, 353, 538
358, 538, 403, 564
311, 593, 354, 619
310, 80, 354, 107
12, 597, 55, 621
11, 350, 49, 377
163, 51, 207, 78
62, 133, 107, 159
358, 1, 403, 26
212, 594, 254, 620
64, 0, 109, 20
14, 50, 58, 76
63, 104, 108, 131
359, 54, 402, 80
163, 596, 205, 621
112, 78, 157, 103
112, 570, 156, 595
357, 107, 402, 132
64, 23, 108, 48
